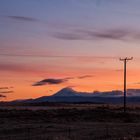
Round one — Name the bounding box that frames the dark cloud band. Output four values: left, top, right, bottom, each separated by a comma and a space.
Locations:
33, 75, 94, 86
0, 91, 14, 94
0, 95, 6, 98
33, 78, 68, 86
52, 28, 140, 41
4, 15, 39, 22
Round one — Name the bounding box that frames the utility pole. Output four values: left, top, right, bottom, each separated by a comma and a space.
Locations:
120, 57, 133, 113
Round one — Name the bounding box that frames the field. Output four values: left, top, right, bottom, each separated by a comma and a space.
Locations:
0, 103, 140, 140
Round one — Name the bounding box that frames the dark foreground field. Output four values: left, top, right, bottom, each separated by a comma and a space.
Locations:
0, 104, 140, 140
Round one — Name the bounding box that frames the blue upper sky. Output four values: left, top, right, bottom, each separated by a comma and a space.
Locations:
0, 0, 140, 65
1, 0, 140, 100
1, 0, 140, 57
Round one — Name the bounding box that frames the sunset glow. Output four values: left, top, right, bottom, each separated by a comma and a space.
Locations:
1, 0, 140, 101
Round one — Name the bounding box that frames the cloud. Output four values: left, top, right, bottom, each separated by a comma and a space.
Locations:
77, 75, 93, 79
0, 95, 6, 98
52, 28, 140, 41
33, 78, 68, 86
4, 15, 39, 22
0, 87, 9, 90
0, 86, 14, 95
0, 91, 14, 94
33, 75, 94, 86
93, 89, 140, 97
0, 86, 13, 98
91, 90, 123, 97
0, 87, 13, 90
127, 89, 140, 96
82, 29, 129, 40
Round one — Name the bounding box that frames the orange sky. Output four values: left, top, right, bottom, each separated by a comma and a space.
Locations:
1, 1, 140, 100
0, 55, 140, 101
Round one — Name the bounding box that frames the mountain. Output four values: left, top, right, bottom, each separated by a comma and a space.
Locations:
52, 87, 93, 97
53, 87, 80, 97
5, 87, 140, 104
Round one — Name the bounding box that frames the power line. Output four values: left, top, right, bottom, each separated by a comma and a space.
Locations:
120, 57, 133, 113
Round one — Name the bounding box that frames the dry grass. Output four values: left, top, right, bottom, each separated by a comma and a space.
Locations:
0, 104, 140, 139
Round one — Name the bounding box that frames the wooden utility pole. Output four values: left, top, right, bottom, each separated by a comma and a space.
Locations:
120, 57, 133, 113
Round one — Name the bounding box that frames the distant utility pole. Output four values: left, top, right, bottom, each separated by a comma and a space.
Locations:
120, 57, 133, 113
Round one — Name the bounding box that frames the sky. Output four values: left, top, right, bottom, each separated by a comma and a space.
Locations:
1, 0, 140, 100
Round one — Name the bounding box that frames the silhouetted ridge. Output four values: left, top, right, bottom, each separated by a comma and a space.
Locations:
7, 87, 140, 104
53, 87, 80, 97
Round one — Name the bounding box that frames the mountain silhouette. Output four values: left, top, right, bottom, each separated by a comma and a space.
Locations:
53, 87, 80, 97
6, 87, 140, 104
